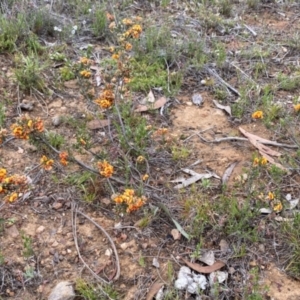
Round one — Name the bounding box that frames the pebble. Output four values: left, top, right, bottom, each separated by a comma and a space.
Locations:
48, 281, 75, 300
52, 115, 62, 126
36, 226, 46, 234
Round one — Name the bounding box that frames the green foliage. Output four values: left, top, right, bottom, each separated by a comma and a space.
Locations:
14, 53, 46, 92
219, 196, 260, 242
76, 279, 119, 300
129, 58, 168, 92
113, 103, 149, 156
280, 214, 300, 278
171, 145, 190, 161
60, 65, 76, 81
0, 103, 6, 127
277, 73, 300, 92
0, 13, 27, 52
45, 131, 65, 150
92, 8, 107, 37
21, 233, 34, 258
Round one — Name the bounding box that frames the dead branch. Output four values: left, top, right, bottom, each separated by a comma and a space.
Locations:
71, 202, 120, 284
204, 66, 240, 97
197, 134, 298, 149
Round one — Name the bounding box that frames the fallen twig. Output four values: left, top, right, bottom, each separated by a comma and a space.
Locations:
243, 23, 257, 37
197, 134, 298, 149
71, 202, 120, 283
204, 66, 240, 97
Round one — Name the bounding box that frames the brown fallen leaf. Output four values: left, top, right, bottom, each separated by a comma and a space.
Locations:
87, 119, 110, 130
239, 127, 286, 171
146, 282, 164, 300
180, 257, 225, 274
135, 97, 167, 112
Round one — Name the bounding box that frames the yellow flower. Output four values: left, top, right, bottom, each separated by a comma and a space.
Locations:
97, 160, 114, 178
260, 157, 268, 165
142, 174, 149, 181
272, 200, 283, 213
136, 156, 145, 163
106, 12, 114, 21
268, 192, 275, 200
8, 192, 18, 203
59, 151, 68, 166
294, 104, 300, 112
122, 18, 133, 26
40, 155, 54, 171
34, 118, 44, 132
94, 99, 112, 109
0, 168, 6, 181
154, 128, 168, 136
124, 42, 132, 51
27, 120, 33, 128
80, 57, 92, 65
252, 111, 263, 119
253, 157, 260, 166
80, 138, 86, 146
111, 53, 119, 60
109, 46, 115, 53
80, 70, 91, 78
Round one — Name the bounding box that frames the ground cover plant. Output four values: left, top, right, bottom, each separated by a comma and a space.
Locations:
1, 0, 300, 299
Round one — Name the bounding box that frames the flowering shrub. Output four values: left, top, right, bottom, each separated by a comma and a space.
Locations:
40, 155, 54, 171
11, 115, 44, 140
0, 168, 28, 203
59, 151, 68, 166
97, 160, 114, 178
94, 86, 115, 109
112, 189, 146, 213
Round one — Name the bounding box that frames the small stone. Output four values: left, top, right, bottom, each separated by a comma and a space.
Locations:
171, 229, 181, 241
249, 261, 257, 267
52, 202, 63, 210
5, 225, 19, 238
105, 248, 113, 256
48, 281, 75, 300
49, 249, 55, 255
61, 250, 67, 255
19, 101, 34, 111
258, 244, 265, 253
52, 241, 59, 248
228, 267, 235, 274
59, 255, 64, 261
141, 243, 148, 249
36, 226, 46, 234
101, 198, 111, 206
52, 115, 62, 126
219, 239, 229, 252
67, 249, 72, 254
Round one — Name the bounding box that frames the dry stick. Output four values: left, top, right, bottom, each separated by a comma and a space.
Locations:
32, 88, 49, 116
229, 62, 257, 84
197, 134, 299, 149
243, 24, 257, 37
204, 66, 241, 97
71, 203, 120, 283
